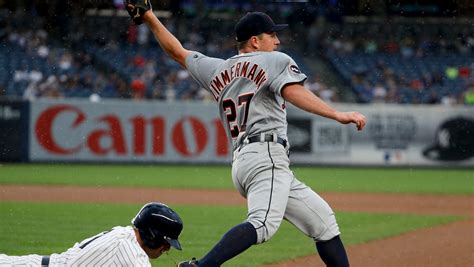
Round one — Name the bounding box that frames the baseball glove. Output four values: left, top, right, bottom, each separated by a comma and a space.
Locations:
124, 0, 152, 25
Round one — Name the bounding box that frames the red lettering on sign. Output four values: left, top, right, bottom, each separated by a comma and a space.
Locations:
172, 117, 207, 157
34, 104, 230, 159
88, 115, 127, 155
152, 117, 165, 155
35, 105, 84, 155
130, 116, 165, 155
131, 117, 146, 155
213, 119, 228, 156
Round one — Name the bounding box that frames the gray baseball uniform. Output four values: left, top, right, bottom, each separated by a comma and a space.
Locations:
186, 51, 340, 244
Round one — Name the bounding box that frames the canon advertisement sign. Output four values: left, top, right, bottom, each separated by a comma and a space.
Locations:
30, 100, 230, 163
29, 100, 474, 166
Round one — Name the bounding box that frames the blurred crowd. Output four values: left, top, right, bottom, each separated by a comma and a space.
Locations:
316, 19, 474, 105
0, 4, 473, 105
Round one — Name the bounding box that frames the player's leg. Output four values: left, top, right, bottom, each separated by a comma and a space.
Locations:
237, 142, 292, 244
284, 177, 349, 267
190, 221, 256, 267
0, 254, 43, 266
315, 235, 349, 267
189, 142, 291, 267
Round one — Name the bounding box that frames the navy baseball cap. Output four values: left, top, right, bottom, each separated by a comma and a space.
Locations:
235, 12, 288, 42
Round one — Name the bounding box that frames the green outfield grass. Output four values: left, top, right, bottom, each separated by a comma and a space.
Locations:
0, 202, 460, 267
0, 164, 472, 194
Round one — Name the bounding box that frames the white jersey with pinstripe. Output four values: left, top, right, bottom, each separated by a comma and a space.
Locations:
0, 226, 151, 267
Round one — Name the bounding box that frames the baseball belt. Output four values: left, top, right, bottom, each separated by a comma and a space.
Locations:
247, 134, 287, 148
41, 256, 50, 267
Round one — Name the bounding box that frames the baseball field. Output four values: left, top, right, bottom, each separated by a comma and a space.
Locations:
0, 164, 472, 266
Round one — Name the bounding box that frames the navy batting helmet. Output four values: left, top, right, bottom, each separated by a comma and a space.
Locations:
132, 202, 183, 250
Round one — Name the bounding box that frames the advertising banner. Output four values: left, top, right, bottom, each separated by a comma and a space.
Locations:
30, 99, 230, 163
288, 104, 474, 166
29, 100, 474, 166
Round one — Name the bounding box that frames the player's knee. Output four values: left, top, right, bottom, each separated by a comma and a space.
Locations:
311, 213, 341, 241
247, 218, 281, 244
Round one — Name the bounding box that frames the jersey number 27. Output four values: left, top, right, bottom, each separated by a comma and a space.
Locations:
222, 93, 254, 138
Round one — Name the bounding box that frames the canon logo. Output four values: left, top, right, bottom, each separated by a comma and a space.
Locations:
0, 105, 21, 120
33, 104, 229, 158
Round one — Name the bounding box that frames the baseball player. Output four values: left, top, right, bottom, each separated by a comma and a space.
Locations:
125, 2, 366, 267
0, 202, 183, 266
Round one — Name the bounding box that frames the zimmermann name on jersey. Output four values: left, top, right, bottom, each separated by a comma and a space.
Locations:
209, 61, 267, 100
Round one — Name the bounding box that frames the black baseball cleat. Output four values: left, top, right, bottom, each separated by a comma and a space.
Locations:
177, 257, 199, 267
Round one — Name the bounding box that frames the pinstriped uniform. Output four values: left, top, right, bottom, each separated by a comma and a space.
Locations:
185, 51, 341, 244
0, 226, 151, 267
0, 255, 42, 267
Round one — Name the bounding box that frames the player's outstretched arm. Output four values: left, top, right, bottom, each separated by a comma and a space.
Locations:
142, 10, 191, 68
282, 83, 367, 131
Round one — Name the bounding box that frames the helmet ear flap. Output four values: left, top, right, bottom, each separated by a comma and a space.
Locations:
139, 228, 165, 249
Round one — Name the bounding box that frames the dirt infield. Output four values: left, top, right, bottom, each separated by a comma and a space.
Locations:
1, 185, 473, 267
